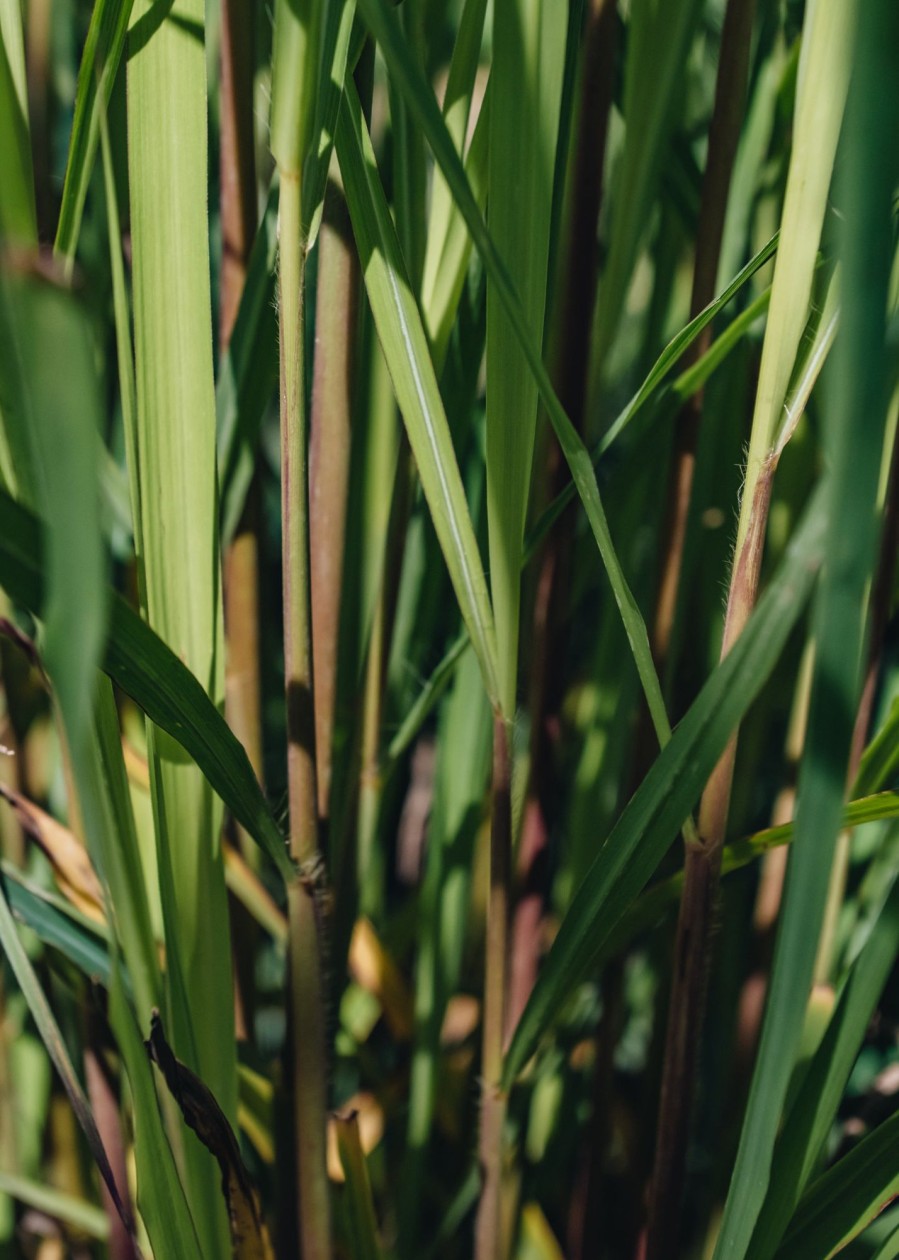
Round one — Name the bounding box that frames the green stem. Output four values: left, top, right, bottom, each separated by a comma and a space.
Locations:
310, 176, 358, 823
278, 170, 331, 1260
650, 0, 757, 672
280, 174, 317, 869
475, 713, 512, 1260
357, 587, 387, 922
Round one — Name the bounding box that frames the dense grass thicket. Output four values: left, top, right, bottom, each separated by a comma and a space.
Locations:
1, 0, 899, 1255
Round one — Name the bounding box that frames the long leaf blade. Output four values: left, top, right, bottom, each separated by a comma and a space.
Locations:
54, 0, 134, 261
772, 1109, 899, 1260
0, 875, 134, 1239
335, 74, 501, 709
0, 487, 294, 884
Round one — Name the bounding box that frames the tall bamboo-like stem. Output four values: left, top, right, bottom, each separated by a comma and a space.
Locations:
219, 0, 257, 349
476, 713, 513, 1260
478, 0, 565, 1245
356, 438, 412, 922
357, 581, 389, 920
278, 171, 331, 1260
269, 0, 329, 1243
310, 176, 359, 823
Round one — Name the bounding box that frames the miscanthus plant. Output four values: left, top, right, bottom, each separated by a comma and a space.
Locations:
0, 0, 898, 1255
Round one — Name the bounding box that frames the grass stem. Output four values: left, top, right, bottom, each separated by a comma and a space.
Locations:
310, 176, 358, 824
278, 170, 332, 1259
646, 461, 773, 1259
650, 0, 757, 672
476, 713, 512, 1260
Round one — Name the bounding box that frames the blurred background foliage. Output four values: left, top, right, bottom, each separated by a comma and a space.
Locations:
0, 0, 898, 1256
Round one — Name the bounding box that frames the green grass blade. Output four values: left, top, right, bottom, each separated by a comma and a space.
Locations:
745, 871, 899, 1260
217, 183, 278, 547
335, 1112, 384, 1260
0, 876, 133, 1235
421, 0, 486, 291
526, 232, 781, 563
383, 631, 470, 770
336, 74, 500, 710
733, 0, 854, 562
352, 0, 676, 748
503, 488, 828, 1086
713, 5, 899, 1253
422, 89, 488, 371
2, 862, 112, 984
54, 0, 134, 263
601, 233, 779, 452
0, 267, 107, 750
872, 1223, 899, 1260
99, 102, 141, 573
0, 0, 36, 246
608, 792, 899, 957
85, 681, 161, 1015
0, 486, 294, 884
0, 1171, 109, 1239
301, 0, 356, 245
772, 1109, 899, 1260
486, 0, 565, 717
853, 696, 899, 797
108, 958, 206, 1259
586, 0, 704, 407
420, 0, 487, 359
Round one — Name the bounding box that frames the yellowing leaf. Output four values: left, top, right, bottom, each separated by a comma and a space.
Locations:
0, 785, 105, 924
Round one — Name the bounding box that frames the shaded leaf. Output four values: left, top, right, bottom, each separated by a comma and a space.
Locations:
503, 488, 827, 1085
773, 1109, 899, 1260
